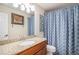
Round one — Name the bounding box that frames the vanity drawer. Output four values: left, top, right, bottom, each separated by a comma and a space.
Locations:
16, 40, 47, 55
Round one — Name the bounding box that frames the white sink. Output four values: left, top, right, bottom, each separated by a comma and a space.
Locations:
19, 40, 35, 46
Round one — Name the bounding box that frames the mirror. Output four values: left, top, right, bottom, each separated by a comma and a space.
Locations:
40, 15, 44, 32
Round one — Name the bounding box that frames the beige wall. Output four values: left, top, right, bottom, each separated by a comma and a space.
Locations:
0, 5, 29, 39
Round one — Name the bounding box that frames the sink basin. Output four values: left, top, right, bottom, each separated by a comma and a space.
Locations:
19, 40, 35, 46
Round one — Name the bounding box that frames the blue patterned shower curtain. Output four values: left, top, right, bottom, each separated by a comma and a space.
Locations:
44, 4, 79, 55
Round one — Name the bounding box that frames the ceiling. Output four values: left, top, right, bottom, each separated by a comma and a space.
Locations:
36, 3, 64, 10
36, 3, 75, 10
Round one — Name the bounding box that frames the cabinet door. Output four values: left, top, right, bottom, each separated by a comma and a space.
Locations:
36, 47, 47, 55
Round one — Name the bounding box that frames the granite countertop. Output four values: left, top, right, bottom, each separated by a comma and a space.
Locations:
0, 37, 46, 55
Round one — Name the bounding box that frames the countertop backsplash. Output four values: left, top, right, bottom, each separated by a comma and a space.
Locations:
0, 35, 36, 45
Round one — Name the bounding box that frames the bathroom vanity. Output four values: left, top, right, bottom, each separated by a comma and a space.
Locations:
0, 37, 47, 55
16, 40, 47, 55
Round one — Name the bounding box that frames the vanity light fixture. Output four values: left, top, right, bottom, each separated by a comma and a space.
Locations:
12, 3, 35, 13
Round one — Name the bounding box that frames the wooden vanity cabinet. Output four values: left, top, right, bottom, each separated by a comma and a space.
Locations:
36, 47, 47, 55
16, 40, 47, 55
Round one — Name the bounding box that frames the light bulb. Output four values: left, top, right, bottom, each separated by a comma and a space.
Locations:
13, 3, 19, 8
26, 8, 30, 13
25, 3, 31, 8
20, 4, 25, 11
30, 5, 35, 11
